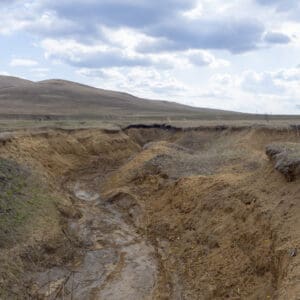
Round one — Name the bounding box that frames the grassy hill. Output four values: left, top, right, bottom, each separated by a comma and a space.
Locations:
0, 75, 242, 120
1, 75, 300, 128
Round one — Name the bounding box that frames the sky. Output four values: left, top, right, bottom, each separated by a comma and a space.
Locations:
1, 0, 300, 114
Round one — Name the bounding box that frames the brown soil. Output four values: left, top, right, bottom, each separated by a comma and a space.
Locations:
0, 127, 300, 299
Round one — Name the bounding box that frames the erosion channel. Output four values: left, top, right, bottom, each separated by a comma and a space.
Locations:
1, 126, 300, 299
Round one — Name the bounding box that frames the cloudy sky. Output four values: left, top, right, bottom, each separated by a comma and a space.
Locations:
1, 0, 300, 114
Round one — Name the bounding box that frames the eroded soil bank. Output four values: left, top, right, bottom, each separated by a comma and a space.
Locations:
1, 126, 300, 299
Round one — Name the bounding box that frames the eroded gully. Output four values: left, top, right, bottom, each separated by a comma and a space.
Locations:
27, 170, 161, 300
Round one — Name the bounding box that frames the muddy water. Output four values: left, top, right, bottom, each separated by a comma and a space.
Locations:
27, 179, 158, 299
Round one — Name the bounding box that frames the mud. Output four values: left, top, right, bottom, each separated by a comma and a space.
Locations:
27, 176, 158, 299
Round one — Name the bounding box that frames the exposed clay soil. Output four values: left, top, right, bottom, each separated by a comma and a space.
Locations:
1, 126, 300, 299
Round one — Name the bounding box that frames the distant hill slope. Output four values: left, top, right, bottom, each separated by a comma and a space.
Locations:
0, 75, 34, 89
0, 75, 241, 120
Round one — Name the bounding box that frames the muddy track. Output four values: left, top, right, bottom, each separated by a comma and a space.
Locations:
26, 169, 166, 299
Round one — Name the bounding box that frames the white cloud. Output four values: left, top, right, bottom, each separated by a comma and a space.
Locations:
273, 67, 300, 81
40, 37, 228, 70
101, 26, 155, 51
182, 2, 203, 19
0, 18, 26, 35
77, 66, 188, 99
186, 50, 230, 68
30, 67, 49, 78
210, 73, 235, 86
239, 67, 300, 98
240, 70, 285, 95
10, 58, 38, 67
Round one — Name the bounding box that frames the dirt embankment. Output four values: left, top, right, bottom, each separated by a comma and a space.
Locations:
0, 129, 140, 298
0, 126, 300, 299
266, 143, 300, 182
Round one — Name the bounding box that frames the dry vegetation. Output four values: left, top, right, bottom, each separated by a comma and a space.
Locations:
0, 126, 299, 299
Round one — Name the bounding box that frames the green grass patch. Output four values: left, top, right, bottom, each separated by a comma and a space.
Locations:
0, 158, 58, 248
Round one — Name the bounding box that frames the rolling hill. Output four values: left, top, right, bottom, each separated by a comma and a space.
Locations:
0, 75, 242, 120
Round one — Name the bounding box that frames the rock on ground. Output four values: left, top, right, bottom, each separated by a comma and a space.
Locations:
266, 143, 300, 181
